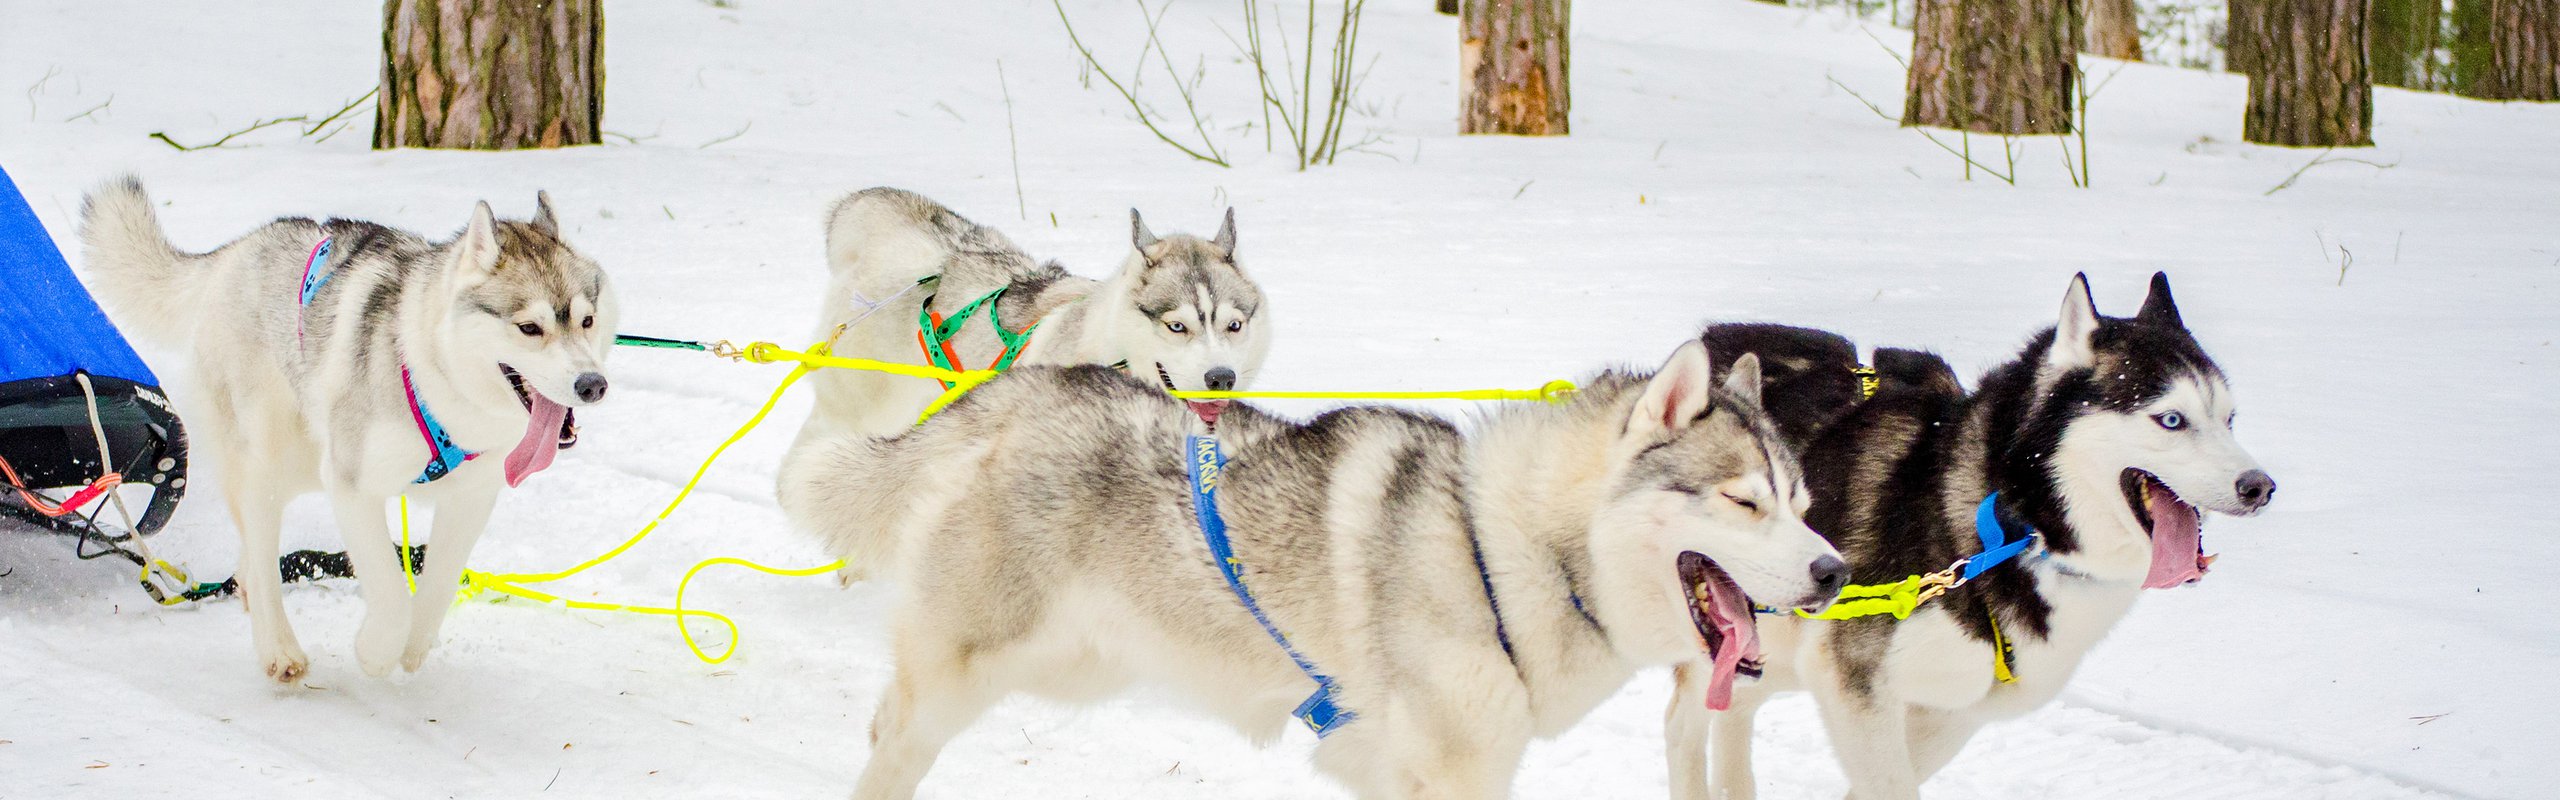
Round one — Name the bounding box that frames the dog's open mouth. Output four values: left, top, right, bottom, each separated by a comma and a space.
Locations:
1680, 551, 1762, 711
1156, 362, 1229, 425
498, 364, 576, 488
2123, 469, 2210, 588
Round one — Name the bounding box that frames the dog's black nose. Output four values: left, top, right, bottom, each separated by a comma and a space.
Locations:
1204, 367, 1237, 392
574, 372, 609, 403
1810, 555, 1849, 599
2235, 469, 2276, 509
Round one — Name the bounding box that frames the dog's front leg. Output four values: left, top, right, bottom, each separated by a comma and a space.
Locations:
1665, 662, 1719, 800
327, 489, 414, 677
1804, 652, 1922, 800
1901, 706, 1984, 787
401, 485, 497, 671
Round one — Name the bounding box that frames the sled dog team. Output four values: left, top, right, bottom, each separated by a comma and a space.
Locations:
78, 179, 2275, 800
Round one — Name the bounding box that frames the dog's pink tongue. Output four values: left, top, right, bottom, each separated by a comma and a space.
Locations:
2142, 484, 2207, 589
1701, 570, 1761, 711
504, 391, 571, 488
1187, 399, 1230, 425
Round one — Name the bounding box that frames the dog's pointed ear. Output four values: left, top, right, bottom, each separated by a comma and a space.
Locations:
1130, 209, 1159, 254
2136, 271, 2183, 329
1211, 207, 1237, 257
1628, 340, 1717, 440
456, 200, 503, 280
532, 190, 560, 235
2049, 272, 2099, 370
1722, 352, 1764, 407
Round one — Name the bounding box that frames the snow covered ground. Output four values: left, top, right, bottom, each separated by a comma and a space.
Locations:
4, 0, 2555, 797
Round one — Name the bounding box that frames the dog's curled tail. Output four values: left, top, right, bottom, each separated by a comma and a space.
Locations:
78, 176, 200, 344
823, 187, 974, 294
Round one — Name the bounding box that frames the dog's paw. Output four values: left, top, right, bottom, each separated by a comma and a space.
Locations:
400, 639, 435, 673
258, 643, 310, 684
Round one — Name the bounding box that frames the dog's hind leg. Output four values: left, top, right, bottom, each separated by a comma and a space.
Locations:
401, 485, 498, 671
327, 489, 415, 678
228, 481, 305, 683
851, 638, 1004, 800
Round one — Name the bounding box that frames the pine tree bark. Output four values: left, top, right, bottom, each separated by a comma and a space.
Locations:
1903, 0, 2078, 134
2087, 0, 2146, 61
376, 0, 604, 150
2453, 0, 2560, 99
2227, 0, 2266, 74
2243, 0, 2371, 146
2369, 0, 2444, 88
1460, 0, 1570, 135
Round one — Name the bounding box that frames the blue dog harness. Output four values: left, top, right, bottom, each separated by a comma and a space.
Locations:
297, 237, 476, 485
1185, 434, 1353, 737
1966, 492, 2042, 580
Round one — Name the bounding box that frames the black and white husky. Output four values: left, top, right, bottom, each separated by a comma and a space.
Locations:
780, 341, 1847, 799
79, 178, 617, 682
1666, 274, 2277, 800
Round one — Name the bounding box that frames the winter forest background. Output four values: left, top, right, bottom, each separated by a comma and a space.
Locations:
2, 1, 2554, 799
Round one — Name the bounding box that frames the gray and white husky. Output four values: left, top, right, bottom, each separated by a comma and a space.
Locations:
785, 187, 1269, 454
79, 178, 617, 682
779, 341, 1848, 799
1664, 274, 2277, 800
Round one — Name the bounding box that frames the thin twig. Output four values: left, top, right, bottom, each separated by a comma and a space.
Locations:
1827, 74, 2015, 184
149, 116, 307, 151
26, 65, 61, 122
1135, 0, 1224, 165
62, 95, 111, 123
1052, 0, 1228, 166
697, 121, 752, 149
999, 60, 1027, 221
2263, 149, 2398, 196
302, 88, 378, 136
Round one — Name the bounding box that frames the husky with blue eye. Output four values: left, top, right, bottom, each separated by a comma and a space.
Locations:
1666, 274, 2278, 800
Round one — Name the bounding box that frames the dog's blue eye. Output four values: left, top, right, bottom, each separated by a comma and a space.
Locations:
1226, 320, 1244, 333
517, 322, 542, 336
1166, 321, 1187, 334
2156, 411, 2185, 430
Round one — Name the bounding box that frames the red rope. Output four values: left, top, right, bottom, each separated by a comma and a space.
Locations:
0, 454, 122, 518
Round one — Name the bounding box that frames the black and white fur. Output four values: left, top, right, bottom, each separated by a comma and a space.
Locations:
779, 341, 1845, 799
77, 178, 618, 683
1666, 274, 2277, 800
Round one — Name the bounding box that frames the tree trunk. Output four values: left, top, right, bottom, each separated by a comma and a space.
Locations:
376, 0, 604, 150
2453, 0, 2560, 99
1903, 0, 2078, 134
1460, 0, 1570, 135
2243, 0, 2372, 146
2369, 0, 2444, 88
2087, 0, 2146, 61
2227, 0, 2266, 74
